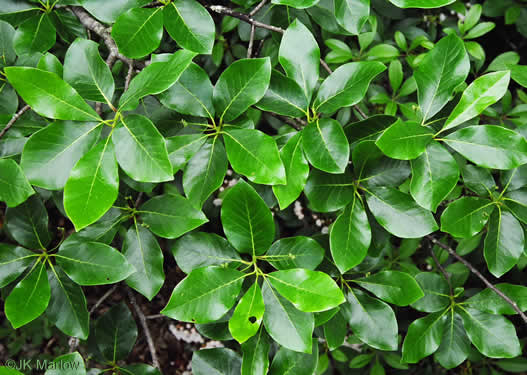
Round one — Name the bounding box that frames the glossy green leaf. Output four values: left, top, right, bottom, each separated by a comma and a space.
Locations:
440, 196, 495, 238
221, 181, 274, 255
442, 71, 511, 131
434, 311, 470, 369
272, 132, 309, 209
0, 20, 16, 67
21, 121, 102, 190
341, 288, 398, 351
330, 195, 371, 273
279, 20, 319, 101
37, 53, 63, 77
324, 311, 347, 350
241, 329, 270, 375
484, 209, 524, 278
13, 13, 56, 55
112, 7, 163, 58
166, 134, 207, 172
56, 239, 134, 285
442, 125, 527, 170
262, 281, 314, 353
229, 282, 265, 343
355, 271, 424, 306
47, 267, 89, 339
163, 0, 215, 54
268, 269, 345, 312
314, 61, 386, 114
63, 38, 115, 104
95, 303, 137, 362
402, 311, 447, 363
123, 221, 165, 300
64, 139, 119, 231
5, 261, 50, 328
411, 272, 450, 313
269, 343, 318, 374
0, 159, 34, 207
161, 266, 245, 323
376, 119, 434, 160
6, 195, 51, 250
271, 0, 319, 8
388, 0, 455, 8
183, 137, 228, 207
5, 67, 101, 121
138, 194, 208, 239
410, 140, 460, 212
302, 118, 349, 174
415, 34, 470, 121
343, 115, 397, 144
113, 114, 173, 183
256, 70, 309, 117
223, 128, 286, 185
266, 236, 324, 270
504, 189, 527, 224
304, 168, 355, 212
466, 283, 527, 315
511, 65, 527, 88
192, 348, 242, 375
44, 352, 86, 375
119, 49, 197, 111
334, 0, 369, 34
213, 58, 271, 123
0, 244, 35, 288
365, 186, 438, 238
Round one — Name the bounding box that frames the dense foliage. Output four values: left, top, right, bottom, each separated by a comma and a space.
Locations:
1, 0, 527, 374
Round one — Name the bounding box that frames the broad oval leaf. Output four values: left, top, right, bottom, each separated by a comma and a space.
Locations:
229, 282, 265, 344
466, 283, 527, 315
388, 0, 455, 8
434, 312, 471, 369
6, 195, 51, 250
13, 13, 55, 56
256, 70, 309, 118
440, 196, 495, 238
95, 303, 138, 362
411, 272, 450, 313
335, 0, 370, 35
354, 270, 424, 306
167, 134, 208, 172
241, 329, 270, 375
375, 119, 434, 160
0, 158, 34, 207
269, 343, 318, 375
193, 348, 242, 375
304, 168, 355, 212
266, 236, 325, 270
0, 244, 35, 288
402, 312, 448, 363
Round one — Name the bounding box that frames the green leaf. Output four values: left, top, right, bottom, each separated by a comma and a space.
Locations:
354, 270, 424, 306
314, 61, 386, 114
119, 49, 197, 111
465, 22, 495, 39
442, 125, 527, 170
511, 65, 527, 88
271, 0, 319, 8
213, 57, 271, 123
112, 7, 163, 58
415, 34, 469, 121
269, 343, 318, 374
302, 118, 350, 173
21, 121, 102, 190
159, 63, 214, 118
229, 282, 265, 343
279, 20, 319, 101
221, 181, 274, 255
223, 128, 286, 185
166, 134, 207, 172
63, 38, 115, 104
434, 311, 470, 369
241, 329, 270, 375
192, 348, 242, 375
113, 114, 173, 182
95, 303, 137, 362
466, 283, 527, 315
262, 281, 314, 353
402, 311, 447, 363
5, 261, 50, 328
56, 239, 135, 285
411, 272, 450, 313
44, 352, 86, 375
334, 0, 369, 35
459, 307, 521, 358
268, 269, 345, 312
324, 311, 347, 350
161, 266, 245, 323
341, 288, 398, 351
13, 13, 56, 55
163, 0, 215, 54
256, 70, 309, 117
0, 159, 34, 207
343, 115, 397, 144
138, 194, 208, 239
0, 244, 35, 288
330, 195, 371, 273
484, 209, 524, 278
442, 71, 511, 131
6, 195, 51, 250
304, 169, 355, 212
440, 196, 494, 238
183, 137, 228, 207
365, 186, 438, 238
410, 141, 460, 212
388, 0, 455, 8
272, 132, 309, 209
375, 119, 434, 160
172, 232, 241, 274
47, 267, 89, 339
0, 20, 16, 67
266, 236, 325, 270
123, 221, 165, 300
504, 189, 527, 224
64, 139, 119, 231
5, 67, 101, 121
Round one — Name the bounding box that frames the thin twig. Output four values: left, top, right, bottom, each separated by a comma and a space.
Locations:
124, 61, 134, 92
208, 5, 285, 34
127, 289, 160, 369
89, 285, 118, 314
427, 235, 527, 325
146, 314, 165, 320
0, 105, 30, 139
247, 25, 256, 58
249, 0, 268, 16
268, 113, 305, 130
429, 244, 453, 295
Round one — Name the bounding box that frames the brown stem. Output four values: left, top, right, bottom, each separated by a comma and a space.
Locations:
208, 5, 285, 34
247, 24, 256, 58
249, 0, 268, 16
0, 105, 30, 139
429, 244, 453, 295
427, 235, 527, 325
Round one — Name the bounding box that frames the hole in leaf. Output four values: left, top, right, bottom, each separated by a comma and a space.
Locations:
248, 316, 257, 323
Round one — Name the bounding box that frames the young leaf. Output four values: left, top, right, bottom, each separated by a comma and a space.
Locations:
402, 312, 447, 363
163, 0, 215, 54
138, 194, 208, 239
302, 118, 350, 174
375, 119, 434, 160
256, 70, 309, 117
6, 195, 51, 250
161, 266, 246, 323
0, 159, 34, 207
442, 71, 511, 131
229, 282, 265, 343
440, 196, 495, 238
221, 181, 274, 255
279, 20, 319, 101
13, 13, 56, 55
95, 303, 138, 362
269, 343, 318, 374
415, 33, 470, 121
5, 67, 101, 121
241, 329, 270, 375
266, 236, 325, 270
0, 244, 35, 288
388, 0, 455, 8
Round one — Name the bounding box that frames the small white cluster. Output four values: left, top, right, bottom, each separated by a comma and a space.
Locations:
294, 200, 304, 220
169, 323, 204, 344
